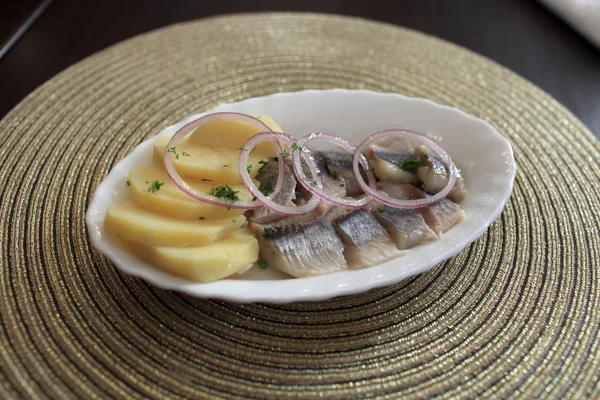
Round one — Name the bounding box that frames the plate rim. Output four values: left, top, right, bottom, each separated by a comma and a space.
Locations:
85, 88, 517, 303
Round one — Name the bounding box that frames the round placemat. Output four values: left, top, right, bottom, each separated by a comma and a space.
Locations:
1, 12, 599, 399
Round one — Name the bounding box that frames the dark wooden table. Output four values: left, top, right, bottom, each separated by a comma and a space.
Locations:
2, 0, 599, 138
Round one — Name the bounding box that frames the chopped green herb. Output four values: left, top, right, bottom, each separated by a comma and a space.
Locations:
257, 260, 268, 269
181, 151, 191, 157
237, 146, 248, 151
400, 156, 421, 173
377, 184, 384, 190
263, 181, 274, 196
148, 180, 164, 193
262, 227, 272, 237
340, 183, 345, 187
201, 178, 212, 182
377, 205, 385, 212
280, 149, 290, 158
331, 171, 338, 180
294, 190, 301, 198
232, 219, 237, 223
209, 185, 239, 202
257, 159, 268, 173
317, 171, 322, 176
145, 181, 149, 184
126, 180, 131, 186
247, 164, 252, 174
310, 180, 317, 187
167, 147, 179, 160
424, 153, 430, 159
222, 164, 230, 168
291, 143, 303, 151
339, 156, 350, 163
198, 217, 205, 220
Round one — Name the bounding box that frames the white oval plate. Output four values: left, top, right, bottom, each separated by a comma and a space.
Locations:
85, 89, 516, 304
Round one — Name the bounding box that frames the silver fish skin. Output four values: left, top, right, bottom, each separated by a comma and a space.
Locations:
326, 208, 406, 269
372, 182, 439, 249
251, 159, 298, 224
365, 139, 419, 185
414, 145, 467, 203
251, 218, 348, 278
378, 181, 464, 236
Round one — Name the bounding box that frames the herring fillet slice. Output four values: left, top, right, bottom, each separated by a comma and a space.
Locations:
326, 208, 407, 269
250, 218, 347, 278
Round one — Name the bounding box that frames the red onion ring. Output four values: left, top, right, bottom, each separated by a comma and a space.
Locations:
290, 132, 376, 209
352, 129, 457, 209
164, 112, 285, 210
238, 132, 321, 216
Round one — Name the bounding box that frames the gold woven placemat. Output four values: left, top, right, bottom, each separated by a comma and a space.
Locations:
1, 12, 599, 399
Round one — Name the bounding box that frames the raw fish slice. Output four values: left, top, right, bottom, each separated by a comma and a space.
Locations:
326, 208, 406, 268
378, 181, 464, 236
371, 158, 420, 185
414, 145, 467, 203
250, 218, 347, 278
419, 197, 465, 236
372, 182, 439, 249
251, 159, 298, 224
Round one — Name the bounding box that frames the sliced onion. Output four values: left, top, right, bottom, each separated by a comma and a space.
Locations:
290, 132, 376, 209
352, 129, 457, 209
239, 132, 321, 216
164, 112, 285, 210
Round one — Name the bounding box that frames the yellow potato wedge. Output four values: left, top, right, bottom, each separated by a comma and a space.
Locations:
129, 164, 252, 220
153, 135, 267, 185
121, 228, 259, 283
104, 201, 245, 247
186, 115, 282, 157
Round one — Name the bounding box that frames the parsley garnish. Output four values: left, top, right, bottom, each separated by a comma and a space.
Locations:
237, 146, 247, 151
377, 205, 385, 212
148, 180, 164, 193
201, 178, 212, 182
339, 156, 350, 163
126, 180, 131, 186
198, 217, 205, 220
257, 260, 268, 269
222, 164, 230, 168
291, 143, 303, 151
294, 190, 300, 198
263, 227, 272, 237
280, 150, 290, 158
181, 151, 191, 157
377, 184, 384, 190
424, 153, 430, 159
331, 171, 338, 180
257, 160, 268, 173
167, 147, 179, 159
263, 181, 274, 196
400, 157, 421, 173
340, 183, 345, 187
247, 164, 252, 173
209, 185, 239, 202
232, 219, 237, 223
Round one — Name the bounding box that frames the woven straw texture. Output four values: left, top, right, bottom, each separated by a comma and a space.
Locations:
1, 12, 599, 399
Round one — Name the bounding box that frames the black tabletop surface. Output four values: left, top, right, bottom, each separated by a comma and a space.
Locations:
2, 0, 599, 138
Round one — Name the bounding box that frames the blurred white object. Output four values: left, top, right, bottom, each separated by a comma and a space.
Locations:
538, 0, 600, 48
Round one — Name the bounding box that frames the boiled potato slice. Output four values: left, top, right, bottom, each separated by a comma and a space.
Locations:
153, 136, 267, 185
121, 228, 259, 282
186, 115, 282, 157
129, 164, 251, 220
104, 201, 245, 247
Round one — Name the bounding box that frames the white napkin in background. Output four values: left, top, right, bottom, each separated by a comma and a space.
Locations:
537, 0, 600, 48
